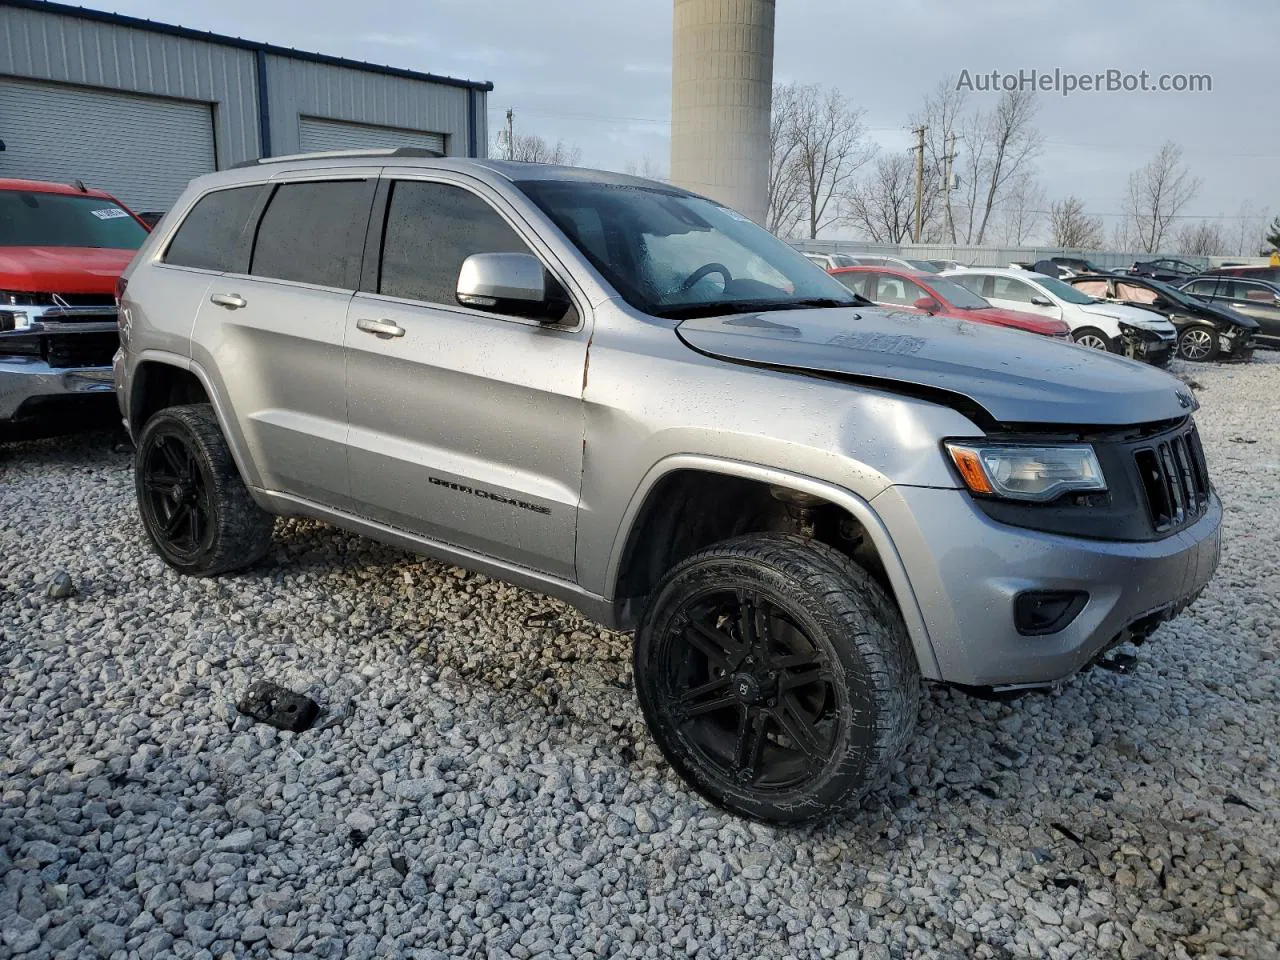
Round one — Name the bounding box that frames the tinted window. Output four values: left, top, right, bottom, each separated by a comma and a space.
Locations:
165, 186, 261, 271
0, 190, 149, 250
250, 180, 374, 288
379, 181, 532, 305
1235, 281, 1278, 302
1183, 279, 1218, 297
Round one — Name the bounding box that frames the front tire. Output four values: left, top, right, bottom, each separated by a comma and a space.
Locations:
1177, 326, 1219, 362
134, 404, 274, 576
634, 534, 919, 823
1073, 326, 1117, 352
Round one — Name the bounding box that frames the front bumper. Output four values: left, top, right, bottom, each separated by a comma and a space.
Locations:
0, 355, 116, 421
1120, 327, 1176, 366
872, 485, 1222, 687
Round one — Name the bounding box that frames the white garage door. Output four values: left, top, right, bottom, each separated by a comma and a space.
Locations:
298, 116, 445, 156
0, 77, 216, 214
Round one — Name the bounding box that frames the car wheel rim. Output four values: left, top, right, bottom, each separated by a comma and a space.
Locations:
1180, 329, 1214, 360
659, 588, 841, 792
141, 429, 214, 562
1076, 334, 1109, 350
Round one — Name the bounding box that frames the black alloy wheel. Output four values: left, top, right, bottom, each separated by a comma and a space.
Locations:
635, 534, 919, 823
134, 404, 274, 576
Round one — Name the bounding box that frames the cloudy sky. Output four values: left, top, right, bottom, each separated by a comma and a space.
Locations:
103, 0, 1277, 242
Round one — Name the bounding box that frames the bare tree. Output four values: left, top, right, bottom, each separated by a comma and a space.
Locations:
1123, 141, 1202, 253
1176, 220, 1227, 257
495, 132, 582, 166
912, 82, 1042, 245
1049, 195, 1105, 249
768, 83, 870, 239
912, 80, 969, 242
845, 152, 920, 243
1265, 213, 1280, 252
996, 175, 1046, 245
624, 155, 667, 180
766, 83, 806, 237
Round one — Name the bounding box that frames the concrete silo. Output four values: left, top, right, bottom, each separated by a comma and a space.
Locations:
670, 0, 776, 225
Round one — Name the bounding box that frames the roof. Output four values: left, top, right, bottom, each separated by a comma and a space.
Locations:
830, 265, 932, 279
0, 177, 118, 199
939, 266, 1039, 279
5, 0, 494, 92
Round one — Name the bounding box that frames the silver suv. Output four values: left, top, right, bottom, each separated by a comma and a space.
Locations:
115, 151, 1222, 822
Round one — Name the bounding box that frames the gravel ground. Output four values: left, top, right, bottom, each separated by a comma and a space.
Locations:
2, 356, 1278, 960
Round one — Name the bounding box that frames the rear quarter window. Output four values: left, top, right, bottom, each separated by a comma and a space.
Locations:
164, 186, 263, 272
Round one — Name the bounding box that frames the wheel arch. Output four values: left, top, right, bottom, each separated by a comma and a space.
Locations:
604, 454, 941, 680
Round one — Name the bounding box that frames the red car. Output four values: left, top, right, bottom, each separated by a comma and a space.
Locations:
1, 178, 150, 434
829, 266, 1072, 338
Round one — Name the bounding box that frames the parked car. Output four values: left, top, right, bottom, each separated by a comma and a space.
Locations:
802, 252, 861, 270
1051, 255, 1119, 276
850, 254, 941, 273
943, 267, 1178, 364
830, 266, 1072, 339
1201, 264, 1280, 285
1, 177, 149, 436
1177, 275, 1280, 349
1066, 274, 1257, 362
117, 152, 1221, 822
1128, 258, 1201, 283
136, 211, 166, 228
926, 259, 967, 272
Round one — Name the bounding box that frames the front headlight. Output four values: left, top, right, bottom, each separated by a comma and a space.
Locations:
945, 442, 1107, 502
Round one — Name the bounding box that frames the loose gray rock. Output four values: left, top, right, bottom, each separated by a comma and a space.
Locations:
45, 570, 76, 599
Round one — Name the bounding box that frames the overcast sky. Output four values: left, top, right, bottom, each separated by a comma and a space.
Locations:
103, 0, 1277, 241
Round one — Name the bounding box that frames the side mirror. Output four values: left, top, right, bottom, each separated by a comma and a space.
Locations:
913, 296, 941, 314
1030, 296, 1053, 307
457, 252, 568, 322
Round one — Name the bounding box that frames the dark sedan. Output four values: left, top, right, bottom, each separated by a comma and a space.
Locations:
1067, 274, 1258, 362
1177, 275, 1280, 350
1128, 258, 1202, 283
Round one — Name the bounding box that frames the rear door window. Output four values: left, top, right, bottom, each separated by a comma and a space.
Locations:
164, 186, 262, 272
250, 180, 375, 289
832, 271, 870, 297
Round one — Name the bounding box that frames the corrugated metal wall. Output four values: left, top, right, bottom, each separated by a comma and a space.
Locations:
265, 56, 473, 158
0, 4, 260, 168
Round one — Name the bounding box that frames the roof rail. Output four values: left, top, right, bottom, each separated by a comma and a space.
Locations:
232, 147, 445, 169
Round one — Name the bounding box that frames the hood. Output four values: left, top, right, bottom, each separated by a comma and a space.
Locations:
0, 246, 135, 294
1078, 300, 1172, 331
960, 306, 1070, 336
1191, 300, 1260, 331
676, 306, 1197, 427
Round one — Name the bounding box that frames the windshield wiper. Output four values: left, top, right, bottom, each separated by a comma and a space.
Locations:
657, 297, 857, 320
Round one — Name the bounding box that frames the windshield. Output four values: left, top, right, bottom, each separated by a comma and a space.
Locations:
928, 276, 989, 309
905, 259, 941, 273
0, 190, 148, 249
830, 254, 860, 267
518, 180, 857, 318
1033, 274, 1097, 305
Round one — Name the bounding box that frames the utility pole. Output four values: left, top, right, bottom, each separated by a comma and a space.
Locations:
912, 125, 926, 244
943, 132, 957, 194
505, 108, 514, 161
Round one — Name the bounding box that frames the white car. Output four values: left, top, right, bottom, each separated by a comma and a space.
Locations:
802, 252, 862, 270
942, 267, 1178, 366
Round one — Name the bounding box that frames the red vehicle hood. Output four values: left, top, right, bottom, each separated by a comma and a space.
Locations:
0, 246, 135, 294
953, 305, 1071, 336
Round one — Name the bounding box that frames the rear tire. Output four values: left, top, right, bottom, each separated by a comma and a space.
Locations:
1177, 326, 1219, 362
134, 404, 274, 576
634, 533, 919, 823
1073, 326, 1117, 352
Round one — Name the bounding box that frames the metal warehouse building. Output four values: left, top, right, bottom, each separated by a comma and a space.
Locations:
0, 0, 492, 212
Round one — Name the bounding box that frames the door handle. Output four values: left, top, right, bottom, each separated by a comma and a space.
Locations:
356, 317, 405, 339
210, 293, 246, 310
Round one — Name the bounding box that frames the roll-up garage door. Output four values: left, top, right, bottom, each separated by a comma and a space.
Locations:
0, 77, 216, 213
298, 116, 445, 156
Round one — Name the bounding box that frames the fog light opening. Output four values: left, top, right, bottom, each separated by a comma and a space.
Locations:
1014, 590, 1088, 636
